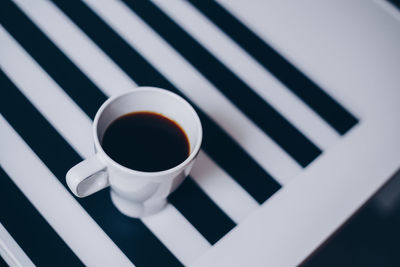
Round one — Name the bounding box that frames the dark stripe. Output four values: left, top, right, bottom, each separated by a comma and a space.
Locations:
0, 69, 182, 267
121, 0, 322, 167
389, 0, 400, 10
170, 178, 236, 244
0, 254, 7, 266
188, 0, 359, 135
50, 0, 281, 203
0, 167, 83, 267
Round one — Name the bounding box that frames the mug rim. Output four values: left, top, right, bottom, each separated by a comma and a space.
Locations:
92, 86, 203, 177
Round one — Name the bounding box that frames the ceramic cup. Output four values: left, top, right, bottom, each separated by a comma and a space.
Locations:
66, 87, 202, 218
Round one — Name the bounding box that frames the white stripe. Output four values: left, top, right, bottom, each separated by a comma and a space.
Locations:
191, 151, 259, 224
11, 0, 258, 226
0, 21, 210, 264
0, 116, 134, 267
152, 0, 340, 151
142, 205, 210, 266
0, 223, 35, 267
11, 0, 135, 97
82, 0, 302, 185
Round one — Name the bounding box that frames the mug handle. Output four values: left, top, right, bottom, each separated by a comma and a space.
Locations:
66, 154, 109, 197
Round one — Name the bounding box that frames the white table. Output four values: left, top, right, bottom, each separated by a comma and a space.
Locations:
1, 0, 399, 266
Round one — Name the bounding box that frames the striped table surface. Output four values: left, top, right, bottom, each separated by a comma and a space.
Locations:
1, 0, 399, 266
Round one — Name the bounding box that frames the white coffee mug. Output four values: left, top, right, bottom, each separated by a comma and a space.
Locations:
66, 87, 202, 218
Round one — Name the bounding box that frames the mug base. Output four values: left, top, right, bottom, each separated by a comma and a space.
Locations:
110, 190, 167, 218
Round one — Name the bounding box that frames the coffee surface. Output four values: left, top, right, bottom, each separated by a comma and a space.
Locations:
102, 111, 190, 172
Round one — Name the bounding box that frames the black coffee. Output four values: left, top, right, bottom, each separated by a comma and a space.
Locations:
101, 111, 190, 172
